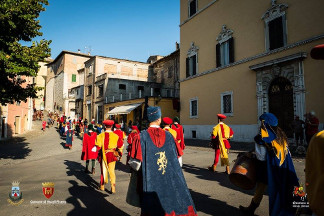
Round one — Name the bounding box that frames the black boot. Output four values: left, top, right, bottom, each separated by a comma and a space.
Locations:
239, 199, 259, 215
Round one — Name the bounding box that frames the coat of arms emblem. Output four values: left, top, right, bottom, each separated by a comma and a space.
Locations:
42, 182, 55, 199
8, 181, 24, 205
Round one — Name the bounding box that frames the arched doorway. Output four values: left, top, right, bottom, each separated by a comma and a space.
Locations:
268, 77, 294, 138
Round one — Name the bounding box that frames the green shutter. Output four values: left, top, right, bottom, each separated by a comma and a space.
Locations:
72, 74, 76, 82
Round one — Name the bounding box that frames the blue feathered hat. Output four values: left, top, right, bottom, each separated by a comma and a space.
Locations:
259, 112, 278, 143
147, 106, 161, 122
259, 112, 278, 127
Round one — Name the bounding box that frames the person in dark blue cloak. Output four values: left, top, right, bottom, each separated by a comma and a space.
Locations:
240, 113, 299, 216
128, 106, 197, 216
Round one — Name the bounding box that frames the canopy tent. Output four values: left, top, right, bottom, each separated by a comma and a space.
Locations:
107, 103, 142, 115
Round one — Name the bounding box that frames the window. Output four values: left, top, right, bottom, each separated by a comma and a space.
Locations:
262, 2, 288, 51
216, 25, 234, 67
72, 74, 76, 82
268, 16, 285, 50
221, 91, 233, 115
188, 0, 197, 17
154, 88, 161, 96
168, 66, 173, 78
192, 130, 197, 139
138, 86, 144, 98
87, 85, 92, 96
190, 98, 198, 118
119, 84, 126, 90
98, 85, 103, 97
186, 54, 197, 78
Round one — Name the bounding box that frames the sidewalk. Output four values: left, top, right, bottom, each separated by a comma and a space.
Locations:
0, 123, 82, 166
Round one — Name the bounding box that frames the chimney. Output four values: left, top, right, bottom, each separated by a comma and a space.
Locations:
88, 52, 91, 55
78, 49, 81, 53
175, 42, 180, 50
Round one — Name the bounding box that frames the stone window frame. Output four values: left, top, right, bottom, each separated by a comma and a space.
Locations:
220, 91, 234, 116
189, 97, 198, 119
216, 25, 234, 67
262, 0, 288, 51
186, 42, 199, 78
188, 0, 198, 18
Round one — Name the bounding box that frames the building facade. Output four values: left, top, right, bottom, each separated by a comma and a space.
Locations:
83, 56, 150, 123
0, 76, 34, 139
45, 51, 91, 117
180, 0, 324, 141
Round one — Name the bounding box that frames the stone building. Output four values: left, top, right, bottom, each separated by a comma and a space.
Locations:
104, 48, 181, 128
179, 0, 324, 141
83, 56, 150, 123
45, 51, 91, 117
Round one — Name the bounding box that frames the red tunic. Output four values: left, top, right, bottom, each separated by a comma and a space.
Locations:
114, 129, 125, 148
97, 133, 118, 163
164, 128, 183, 158
81, 132, 98, 160
171, 123, 185, 150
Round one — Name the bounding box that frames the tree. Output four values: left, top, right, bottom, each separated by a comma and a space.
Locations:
0, 0, 51, 105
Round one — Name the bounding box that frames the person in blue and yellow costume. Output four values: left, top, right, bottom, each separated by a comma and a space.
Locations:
239, 113, 299, 216
95, 119, 120, 193
129, 106, 197, 216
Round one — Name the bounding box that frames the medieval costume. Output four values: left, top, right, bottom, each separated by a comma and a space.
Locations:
128, 106, 197, 216
127, 125, 140, 165
81, 125, 98, 174
306, 130, 324, 216
209, 114, 233, 174
163, 117, 183, 167
114, 124, 126, 157
171, 117, 185, 151
95, 120, 120, 193
239, 113, 299, 216
64, 123, 74, 149
42, 120, 46, 131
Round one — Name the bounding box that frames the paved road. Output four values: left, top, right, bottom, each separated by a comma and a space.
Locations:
0, 126, 306, 216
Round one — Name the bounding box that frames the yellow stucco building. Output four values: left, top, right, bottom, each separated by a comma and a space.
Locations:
180, 0, 324, 141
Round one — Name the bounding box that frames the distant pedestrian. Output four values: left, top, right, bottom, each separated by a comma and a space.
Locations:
305, 111, 319, 145
126, 125, 139, 165
291, 115, 305, 146
209, 114, 233, 174
42, 120, 46, 131
81, 124, 98, 174
64, 122, 74, 150
171, 116, 185, 151
163, 117, 183, 166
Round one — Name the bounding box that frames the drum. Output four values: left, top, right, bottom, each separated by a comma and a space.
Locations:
229, 153, 256, 190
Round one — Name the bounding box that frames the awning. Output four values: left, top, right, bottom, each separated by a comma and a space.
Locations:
107, 103, 142, 115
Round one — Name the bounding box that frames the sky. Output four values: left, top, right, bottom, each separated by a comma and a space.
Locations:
34, 0, 180, 62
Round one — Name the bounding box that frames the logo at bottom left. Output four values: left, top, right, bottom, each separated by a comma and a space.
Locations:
8, 181, 24, 205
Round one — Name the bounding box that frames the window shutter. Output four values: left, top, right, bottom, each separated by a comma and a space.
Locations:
186, 57, 190, 78
192, 55, 197, 75
229, 37, 234, 63
216, 43, 220, 67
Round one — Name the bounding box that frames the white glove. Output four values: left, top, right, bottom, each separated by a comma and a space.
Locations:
91, 146, 97, 152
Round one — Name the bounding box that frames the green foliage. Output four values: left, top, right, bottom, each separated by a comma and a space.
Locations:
0, 0, 51, 105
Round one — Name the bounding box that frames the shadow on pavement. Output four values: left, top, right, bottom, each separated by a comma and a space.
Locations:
115, 160, 131, 173
189, 189, 243, 216
64, 160, 130, 216
183, 164, 254, 196
60, 142, 69, 150
0, 137, 31, 160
